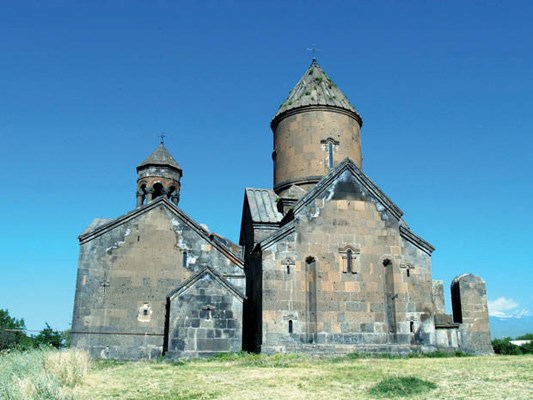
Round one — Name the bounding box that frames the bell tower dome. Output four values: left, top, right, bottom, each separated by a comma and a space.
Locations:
271, 59, 363, 198
136, 141, 182, 207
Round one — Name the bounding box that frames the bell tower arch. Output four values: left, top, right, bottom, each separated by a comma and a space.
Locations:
136, 141, 182, 207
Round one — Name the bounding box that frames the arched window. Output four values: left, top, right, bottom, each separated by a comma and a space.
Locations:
168, 185, 176, 199
339, 245, 359, 274
153, 182, 164, 199
320, 137, 339, 169
182, 251, 187, 268
140, 184, 147, 205
288, 320, 293, 334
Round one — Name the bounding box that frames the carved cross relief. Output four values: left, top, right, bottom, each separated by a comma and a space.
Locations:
282, 257, 295, 274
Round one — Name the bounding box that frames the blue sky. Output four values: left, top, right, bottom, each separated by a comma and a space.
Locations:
0, 1, 531, 336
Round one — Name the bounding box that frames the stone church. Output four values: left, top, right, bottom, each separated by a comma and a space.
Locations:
71, 59, 492, 359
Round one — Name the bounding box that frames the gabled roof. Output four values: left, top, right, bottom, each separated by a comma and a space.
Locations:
255, 158, 434, 255
78, 196, 244, 268
137, 143, 181, 171
244, 188, 283, 224
167, 266, 246, 301
273, 59, 362, 124
288, 157, 404, 221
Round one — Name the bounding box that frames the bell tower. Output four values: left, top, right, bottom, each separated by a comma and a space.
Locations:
136, 141, 182, 207
271, 59, 363, 200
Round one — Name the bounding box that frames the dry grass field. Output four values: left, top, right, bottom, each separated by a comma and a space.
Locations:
70, 353, 533, 400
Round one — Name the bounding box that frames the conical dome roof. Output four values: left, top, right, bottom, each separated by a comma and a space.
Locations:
273, 59, 362, 123
137, 143, 181, 171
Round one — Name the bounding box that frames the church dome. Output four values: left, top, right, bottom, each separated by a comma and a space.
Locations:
137, 143, 182, 172
271, 60, 364, 197
272, 59, 362, 128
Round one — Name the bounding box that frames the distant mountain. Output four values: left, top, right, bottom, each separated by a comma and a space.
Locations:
490, 316, 533, 338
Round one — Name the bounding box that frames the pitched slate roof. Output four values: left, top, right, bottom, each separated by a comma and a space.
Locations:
137, 143, 181, 171
273, 59, 361, 122
244, 188, 283, 224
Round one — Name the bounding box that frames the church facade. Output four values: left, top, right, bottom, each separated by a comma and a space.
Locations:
71, 60, 492, 359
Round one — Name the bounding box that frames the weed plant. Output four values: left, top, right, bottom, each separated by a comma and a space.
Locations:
0, 348, 90, 399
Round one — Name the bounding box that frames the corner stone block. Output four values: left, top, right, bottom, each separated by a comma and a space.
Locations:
451, 274, 493, 354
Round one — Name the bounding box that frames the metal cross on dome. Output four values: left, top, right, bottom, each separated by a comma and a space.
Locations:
159, 132, 166, 145
306, 45, 321, 62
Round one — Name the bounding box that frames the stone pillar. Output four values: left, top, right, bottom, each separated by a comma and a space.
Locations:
136, 189, 144, 207
451, 274, 493, 354
171, 192, 180, 206
432, 280, 445, 314
145, 187, 154, 202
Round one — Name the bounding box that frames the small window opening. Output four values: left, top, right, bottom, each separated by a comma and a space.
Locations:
328, 142, 334, 168
140, 184, 147, 205
168, 185, 176, 199
346, 249, 353, 273
406, 269, 410, 277
153, 182, 164, 199
287, 265, 290, 274
143, 309, 149, 316
410, 321, 415, 333
182, 251, 187, 268
288, 320, 293, 334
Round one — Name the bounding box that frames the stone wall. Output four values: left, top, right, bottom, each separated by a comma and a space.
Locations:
273, 109, 361, 196
256, 170, 435, 353
166, 270, 243, 357
72, 200, 244, 360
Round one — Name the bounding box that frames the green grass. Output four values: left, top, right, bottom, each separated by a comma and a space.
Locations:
368, 376, 437, 397
72, 353, 533, 400
2, 350, 532, 399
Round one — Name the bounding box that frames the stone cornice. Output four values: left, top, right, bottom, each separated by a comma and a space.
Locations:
274, 176, 323, 195
254, 221, 296, 253
271, 105, 362, 131
399, 226, 435, 255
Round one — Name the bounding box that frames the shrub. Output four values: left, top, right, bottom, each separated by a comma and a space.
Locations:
369, 376, 437, 397
492, 338, 522, 355
515, 333, 533, 340
519, 341, 533, 354
34, 323, 63, 349
0, 309, 33, 351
